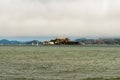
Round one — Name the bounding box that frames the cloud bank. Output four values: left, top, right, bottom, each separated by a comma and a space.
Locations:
0, 0, 120, 37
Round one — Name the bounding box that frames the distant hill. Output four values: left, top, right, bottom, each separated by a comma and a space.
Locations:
75, 38, 120, 45
0, 39, 21, 44
0, 39, 43, 45
0, 38, 120, 45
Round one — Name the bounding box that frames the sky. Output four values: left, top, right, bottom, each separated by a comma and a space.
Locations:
0, 0, 120, 39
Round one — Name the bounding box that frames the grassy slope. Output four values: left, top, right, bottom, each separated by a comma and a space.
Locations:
0, 46, 120, 80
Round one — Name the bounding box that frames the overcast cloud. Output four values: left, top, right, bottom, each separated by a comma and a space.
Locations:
0, 0, 120, 37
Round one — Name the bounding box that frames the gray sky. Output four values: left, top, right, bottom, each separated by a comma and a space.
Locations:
0, 0, 120, 38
